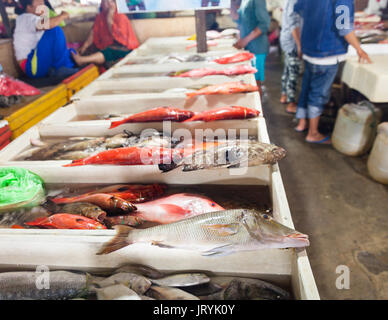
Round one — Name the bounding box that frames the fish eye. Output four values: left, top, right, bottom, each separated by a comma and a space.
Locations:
263, 214, 269, 220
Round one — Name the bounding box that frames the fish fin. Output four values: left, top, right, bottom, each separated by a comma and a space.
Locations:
25, 217, 48, 226
63, 159, 85, 167
96, 225, 133, 255
201, 223, 240, 237
151, 241, 176, 249
158, 162, 178, 173
201, 244, 234, 257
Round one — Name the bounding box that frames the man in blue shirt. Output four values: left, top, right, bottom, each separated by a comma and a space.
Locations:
294, 0, 371, 144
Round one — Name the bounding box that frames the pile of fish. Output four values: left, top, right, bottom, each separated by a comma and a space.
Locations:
16, 131, 286, 173
0, 263, 292, 300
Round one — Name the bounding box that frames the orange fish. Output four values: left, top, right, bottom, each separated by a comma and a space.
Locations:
25, 214, 107, 230
214, 52, 255, 64
176, 65, 257, 78
63, 146, 182, 167
184, 106, 260, 122
109, 107, 194, 129
186, 81, 258, 99
51, 193, 137, 215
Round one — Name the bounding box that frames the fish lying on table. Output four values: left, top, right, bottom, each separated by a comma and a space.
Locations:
109, 107, 195, 129
63, 146, 182, 167
132, 193, 225, 224
51, 193, 137, 215
160, 140, 287, 172
25, 213, 107, 230
97, 209, 309, 256
186, 81, 258, 99
174, 65, 257, 78
214, 52, 255, 64
184, 106, 259, 122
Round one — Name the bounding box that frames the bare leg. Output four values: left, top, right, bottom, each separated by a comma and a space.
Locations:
295, 118, 307, 131
306, 116, 330, 143
286, 102, 297, 113
72, 51, 106, 66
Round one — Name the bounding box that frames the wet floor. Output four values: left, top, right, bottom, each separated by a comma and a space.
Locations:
263, 53, 388, 299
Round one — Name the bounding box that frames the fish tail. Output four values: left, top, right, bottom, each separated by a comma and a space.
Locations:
63, 159, 85, 167
96, 225, 133, 255
185, 92, 197, 99
109, 120, 124, 129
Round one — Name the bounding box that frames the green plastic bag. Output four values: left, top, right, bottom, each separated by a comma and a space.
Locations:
0, 167, 46, 213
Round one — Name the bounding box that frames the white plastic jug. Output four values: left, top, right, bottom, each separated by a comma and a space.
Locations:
332, 101, 382, 156
367, 122, 388, 184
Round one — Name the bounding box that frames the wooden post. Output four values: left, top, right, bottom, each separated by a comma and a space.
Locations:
195, 9, 208, 53
0, 1, 12, 38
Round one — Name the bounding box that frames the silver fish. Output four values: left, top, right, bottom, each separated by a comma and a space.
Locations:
151, 273, 210, 287
97, 209, 309, 256
113, 263, 165, 279
0, 271, 91, 300
147, 285, 200, 300
93, 273, 151, 295
160, 140, 287, 172
54, 151, 92, 160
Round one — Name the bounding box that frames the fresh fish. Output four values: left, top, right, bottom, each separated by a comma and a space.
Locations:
95, 284, 141, 300
175, 65, 257, 78
147, 285, 200, 300
63, 147, 182, 167
104, 215, 145, 228
51, 193, 137, 215
61, 137, 105, 152
113, 263, 165, 279
60, 203, 107, 223
109, 107, 195, 129
184, 106, 260, 122
186, 81, 258, 99
86, 183, 167, 203
0, 271, 91, 300
214, 52, 255, 64
93, 273, 152, 295
201, 277, 291, 300
133, 193, 224, 224
97, 209, 309, 256
103, 133, 132, 149
160, 140, 286, 172
54, 151, 92, 160
151, 273, 210, 287
182, 282, 223, 296
25, 213, 107, 230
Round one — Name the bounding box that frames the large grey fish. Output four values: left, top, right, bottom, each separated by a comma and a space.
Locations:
0, 271, 92, 300
54, 151, 92, 160
97, 209, 309, 256
60, 203, 107, 223
159, 140, 287, 172
112, 263, 165, 279
147, 285, 200, 300
151, 273, 210, 288
200, 277, 291, 300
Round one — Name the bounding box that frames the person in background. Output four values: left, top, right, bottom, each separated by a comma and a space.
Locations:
279, 0, 302, 114
231, 0, 271, 100
13, 0, 79, 79
294, 0, 371, 144
72, 0, 139, 67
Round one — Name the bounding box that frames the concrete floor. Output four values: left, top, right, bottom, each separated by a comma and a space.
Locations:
262, 54, 388, 300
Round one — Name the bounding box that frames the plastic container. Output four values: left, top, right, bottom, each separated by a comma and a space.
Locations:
367, 122, 388, 184
332, 101, 382, 156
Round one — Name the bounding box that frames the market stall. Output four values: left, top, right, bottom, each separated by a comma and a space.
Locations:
0, 34, 320, 300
